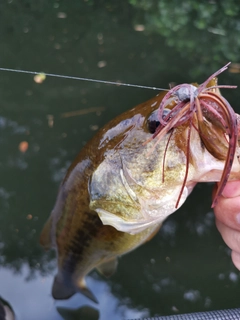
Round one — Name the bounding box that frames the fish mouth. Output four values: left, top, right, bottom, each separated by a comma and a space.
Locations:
148, 64, 238, 208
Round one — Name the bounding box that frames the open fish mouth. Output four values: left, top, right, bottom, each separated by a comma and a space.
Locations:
145, 62, 239, 208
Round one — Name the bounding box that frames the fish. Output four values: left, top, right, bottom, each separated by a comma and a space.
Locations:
40, 63, 240, 302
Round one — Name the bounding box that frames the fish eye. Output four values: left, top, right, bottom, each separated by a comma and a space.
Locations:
147, 110, 160, 134
147, 109, 170, 134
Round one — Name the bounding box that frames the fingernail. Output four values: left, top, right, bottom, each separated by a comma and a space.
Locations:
221, 181, 240, 198
236, 213, 240, 224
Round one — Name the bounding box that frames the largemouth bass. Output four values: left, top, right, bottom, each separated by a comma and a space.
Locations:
40, 63, 240, 302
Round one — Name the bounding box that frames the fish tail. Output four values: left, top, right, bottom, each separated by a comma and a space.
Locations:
52, 274, 98, 303
52, 274, 77, 300
77, 278, 98, 303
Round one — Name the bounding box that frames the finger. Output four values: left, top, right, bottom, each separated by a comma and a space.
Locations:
212, 180, 240, 200
221, 180, 240, 198
213, 195, 240, 232
231, 251, 240, 271
216, 220, 240, 254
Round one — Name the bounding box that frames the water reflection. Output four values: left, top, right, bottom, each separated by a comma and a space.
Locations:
57, 306, 99, 320
0, 265, 151, 320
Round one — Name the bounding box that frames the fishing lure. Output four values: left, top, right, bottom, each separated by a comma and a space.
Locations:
148, 62, 238, 208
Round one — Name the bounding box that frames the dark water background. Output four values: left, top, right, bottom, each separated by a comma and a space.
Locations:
0, 1, 240, 319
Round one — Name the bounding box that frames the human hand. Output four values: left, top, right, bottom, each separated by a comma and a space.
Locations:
213, 181, 240, 270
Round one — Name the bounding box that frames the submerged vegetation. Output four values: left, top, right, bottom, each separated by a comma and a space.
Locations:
130, 0, 240, 70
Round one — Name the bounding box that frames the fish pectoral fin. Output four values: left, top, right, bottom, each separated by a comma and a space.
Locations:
39, 216, 52, 250
96, 258, 118, 278
77, 279, 98, 304
52, 275, 77, 300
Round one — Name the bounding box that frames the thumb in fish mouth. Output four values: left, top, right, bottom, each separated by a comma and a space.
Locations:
214, 180, 240, 199
212, 180, 240, 224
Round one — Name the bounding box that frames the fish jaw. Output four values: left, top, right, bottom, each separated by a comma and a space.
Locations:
95, 184, 192, 234
94, 149, 240, 235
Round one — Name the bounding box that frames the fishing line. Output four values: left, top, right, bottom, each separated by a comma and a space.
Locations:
0, 67, 169, 91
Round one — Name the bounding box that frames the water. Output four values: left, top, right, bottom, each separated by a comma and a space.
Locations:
0, 1, 240, 319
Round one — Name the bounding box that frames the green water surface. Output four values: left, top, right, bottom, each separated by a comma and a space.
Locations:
0, 1, 240, 319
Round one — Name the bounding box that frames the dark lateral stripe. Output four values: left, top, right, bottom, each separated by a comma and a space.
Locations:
62, 212, 102, 275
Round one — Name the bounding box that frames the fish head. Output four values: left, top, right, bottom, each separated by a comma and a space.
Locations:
89, 78, 240, 234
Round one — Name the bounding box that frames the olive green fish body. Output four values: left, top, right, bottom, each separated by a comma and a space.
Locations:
41, 86, 240, 301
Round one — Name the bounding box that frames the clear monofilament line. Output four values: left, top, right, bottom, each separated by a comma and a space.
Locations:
0, 67, 168, 91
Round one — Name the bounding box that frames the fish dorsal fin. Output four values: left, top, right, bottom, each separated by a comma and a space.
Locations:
96, 258, 118, 278
39, 216, 52, 250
